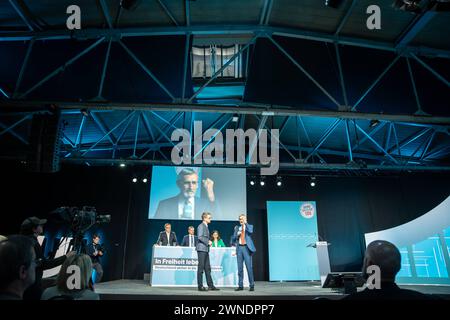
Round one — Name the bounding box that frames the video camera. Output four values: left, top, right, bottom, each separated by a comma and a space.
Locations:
51, 206, 111, 253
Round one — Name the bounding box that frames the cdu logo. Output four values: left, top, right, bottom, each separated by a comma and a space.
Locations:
300, 203, 315, 219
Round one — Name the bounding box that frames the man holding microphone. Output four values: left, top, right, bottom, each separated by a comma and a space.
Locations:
232, 214, 256, 291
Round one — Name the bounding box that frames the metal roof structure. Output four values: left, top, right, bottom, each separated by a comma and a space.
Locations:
0, 0, 449, 173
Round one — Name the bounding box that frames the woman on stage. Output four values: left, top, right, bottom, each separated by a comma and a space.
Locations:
210, 230, 226, 247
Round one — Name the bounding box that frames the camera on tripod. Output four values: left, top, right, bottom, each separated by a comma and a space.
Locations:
51, 206, 111, 253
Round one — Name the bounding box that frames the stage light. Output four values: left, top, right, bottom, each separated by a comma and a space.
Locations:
132, 178, 138, 183
120, 0, 142, 10
232, 115, 239, 123
310, 176, 316, 187
392, 0, 423, 13
325, 0, 344, 8
276, 176, 282, 187
260, 177, 266, 186
142, 178, 148, 183
250, 180, 255, 186
120, 163, 126, 168
369, 119, 380, 128
80, 108, 89, 117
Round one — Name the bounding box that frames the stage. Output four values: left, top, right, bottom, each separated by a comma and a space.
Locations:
94, 280, 450, 300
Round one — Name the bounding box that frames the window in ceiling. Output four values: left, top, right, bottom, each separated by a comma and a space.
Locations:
191, 45, 248, 80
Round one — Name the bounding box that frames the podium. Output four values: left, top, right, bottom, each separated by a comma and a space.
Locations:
307, 241, 331, 286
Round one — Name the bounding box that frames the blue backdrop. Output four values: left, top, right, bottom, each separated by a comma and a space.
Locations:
267, 201, 319, 281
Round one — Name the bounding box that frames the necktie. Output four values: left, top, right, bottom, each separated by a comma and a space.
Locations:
240, 226, 246, 245
190, 235, 193, 247
183, 199, 193, 219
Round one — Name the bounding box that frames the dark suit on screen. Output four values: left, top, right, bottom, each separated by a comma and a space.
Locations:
196, 222, 214, 288
231, 223, 255, 288
154, 195, 219, 220
156, 231, 178, 246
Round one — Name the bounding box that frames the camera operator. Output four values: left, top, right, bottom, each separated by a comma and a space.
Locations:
19, 216, 71, 300
86, 234, 104, 283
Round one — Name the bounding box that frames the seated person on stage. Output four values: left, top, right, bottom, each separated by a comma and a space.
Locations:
154, 168, 219, 220
0, 235, 36, 300
210, 230, 226, 248
344, 240, 436, 300
156, 223, 178, 246
41, 253, 99, 300
181, 226, 198, 247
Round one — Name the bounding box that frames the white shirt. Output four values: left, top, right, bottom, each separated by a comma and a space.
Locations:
189, 235, 194, 247
178, 196, 195, 219
166, 232, 171, 246
238, 224, 246, 245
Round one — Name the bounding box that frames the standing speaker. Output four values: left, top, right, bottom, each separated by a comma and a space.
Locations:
27, 109, 62, 173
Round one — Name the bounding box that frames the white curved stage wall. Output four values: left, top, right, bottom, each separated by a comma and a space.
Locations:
364, 196, 450, 285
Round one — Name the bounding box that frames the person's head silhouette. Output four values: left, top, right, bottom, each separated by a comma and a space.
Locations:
363, 240, 401, 283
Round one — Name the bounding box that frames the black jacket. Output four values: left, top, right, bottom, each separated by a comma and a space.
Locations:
157, 231, 178, 246
181, 234, 199, 247
23, 235, 66, 300
343, 282, 440, 300
86, 242, 105, 264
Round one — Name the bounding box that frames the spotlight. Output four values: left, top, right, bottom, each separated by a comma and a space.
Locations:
276, 176, 282, 187
325, 0, 344, 8
260, 177, 266, 186
120, 163, 126, 168
250, 180, 255, 186
142, 178, 148, 183
80, 108, 89, 117
369, 119, 380, 128
120, 0, 142, 10
232, 115, 239, 123
392, 0, 423, 13
310, 176, 316, 187
132, 178, 138, 183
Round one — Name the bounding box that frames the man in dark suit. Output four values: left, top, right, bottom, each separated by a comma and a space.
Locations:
196, 212, 219, 291
181, 226, 198, 247
154, 168, 220, 220
156, 223, 178, 246
344, 240, 436, 300
231, 214, 256, 291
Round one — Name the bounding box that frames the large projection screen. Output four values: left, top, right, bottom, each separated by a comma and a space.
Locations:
149, 166, 246, 221
365, 195, 450, 285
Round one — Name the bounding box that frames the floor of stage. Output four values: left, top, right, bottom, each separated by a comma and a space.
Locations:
95, 280, 450, 300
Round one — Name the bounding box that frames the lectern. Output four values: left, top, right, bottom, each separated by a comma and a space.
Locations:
307, 241, 331, 286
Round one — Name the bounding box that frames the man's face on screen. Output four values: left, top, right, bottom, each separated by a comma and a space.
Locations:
178, 173, 198, 198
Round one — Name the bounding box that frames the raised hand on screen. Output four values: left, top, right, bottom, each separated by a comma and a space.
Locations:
202, 178, 215, 202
